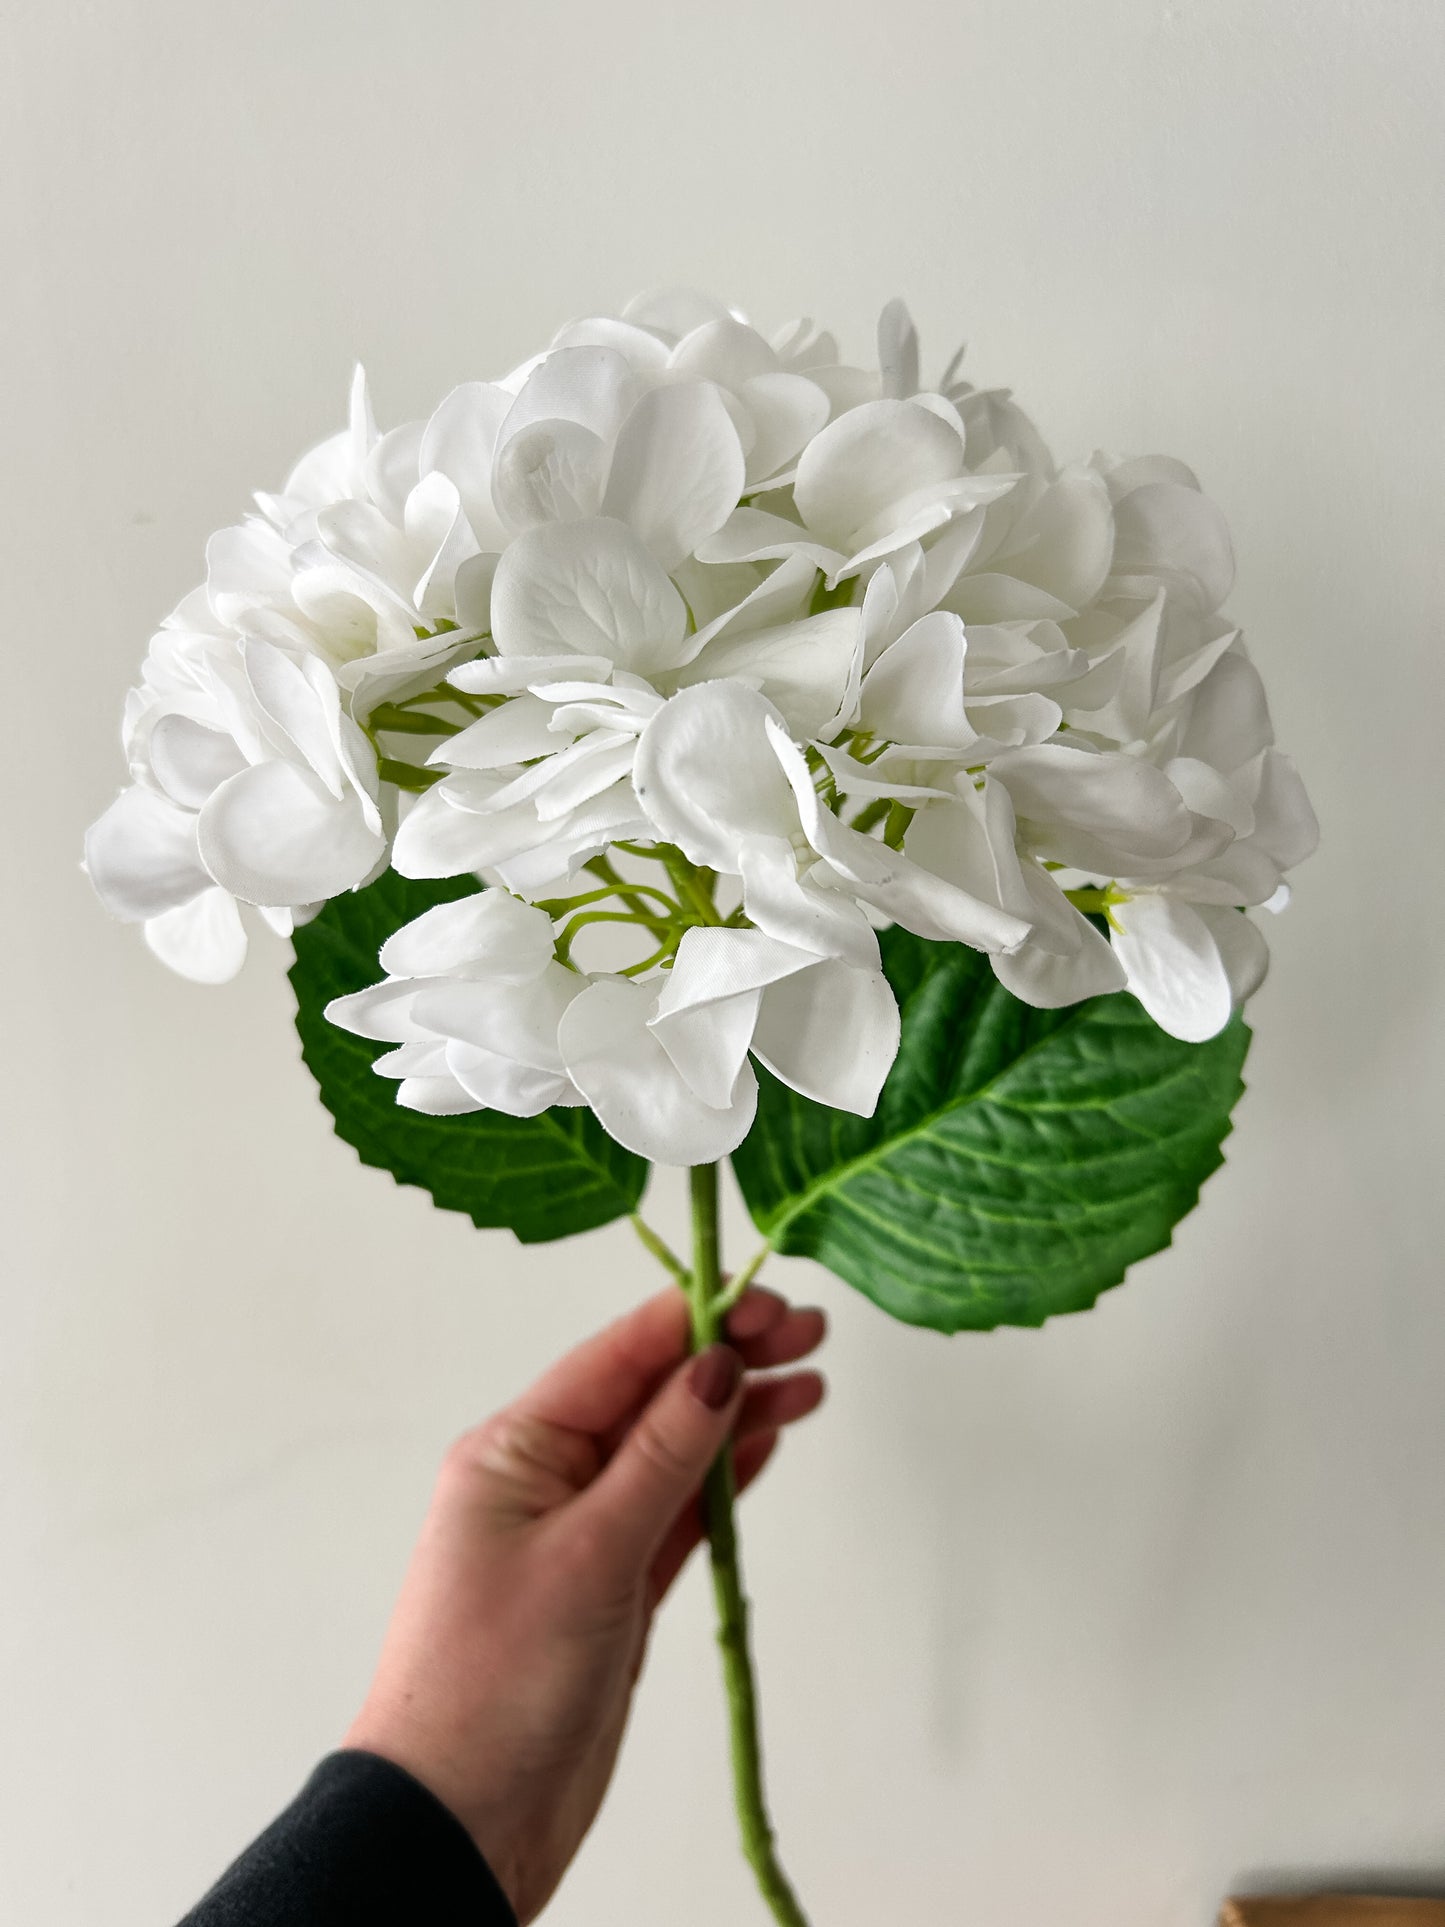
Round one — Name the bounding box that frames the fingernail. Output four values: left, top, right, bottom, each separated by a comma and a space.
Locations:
689, 1345, 743, 1411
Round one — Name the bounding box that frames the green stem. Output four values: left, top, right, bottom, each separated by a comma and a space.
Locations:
883, 799, 914, 850
848, 796, 890, 835
552, 907, 666, 965
664, 851, 724, 927
585, 856, 676, 941
687, 1165, 810, 1927
715, 1239, 772, 1316
630, 1213, 691, 1287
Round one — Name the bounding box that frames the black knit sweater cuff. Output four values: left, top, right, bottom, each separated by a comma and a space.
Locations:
176, 1748, 518, 1926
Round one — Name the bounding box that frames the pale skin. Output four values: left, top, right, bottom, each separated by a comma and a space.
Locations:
344, 1283, 827, 1925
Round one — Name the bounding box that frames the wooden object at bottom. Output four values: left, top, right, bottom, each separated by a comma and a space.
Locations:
1222, 1902, 1445, 1926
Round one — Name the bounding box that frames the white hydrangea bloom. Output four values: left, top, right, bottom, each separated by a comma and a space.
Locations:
87, 290, 1316, 1162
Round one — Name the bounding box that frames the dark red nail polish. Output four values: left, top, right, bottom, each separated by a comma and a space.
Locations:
689, 1344, 742, 1411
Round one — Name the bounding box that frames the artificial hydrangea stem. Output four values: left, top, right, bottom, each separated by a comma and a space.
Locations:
715, 1238, 772, 1316
629, 1212, 690, 1288
687, 1164, 811, 1927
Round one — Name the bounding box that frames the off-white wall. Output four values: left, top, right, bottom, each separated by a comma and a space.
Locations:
3, 2, 1443, 1922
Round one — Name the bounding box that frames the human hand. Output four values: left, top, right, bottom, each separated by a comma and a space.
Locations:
343, 1283, 826, 1924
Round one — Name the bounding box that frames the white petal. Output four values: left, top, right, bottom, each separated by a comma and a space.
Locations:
990, 744, 1195, 874
339, 634, 483, 712
990, 468, 1115, 612
502, 346, 640, 447
753, 960, 899, 1114
1112, 894, 1233, 1041
819, 743, 952, 805
901, 781, 1037, 932
650, 990, 763, 1109
378, 888, 555, 982
434, 695, 573, 771
961, 692, 1063, 754
815, 820, 1030, 952
650, 926, 843, 1109
549, 317, 671, 370
832, 476, 1016, 584
314, 497, 418, 595
418, 381, 512, 548
490, 779, 649, 895
678, 607, 863, 739
143, 887, 248, 984
668, 317, 777, 386
1178, 650, 1274, 773
656, 925, 817, 1005
205, 519, 293, 620
445, 1040, 576, 1117
558, 976, 758, 1164
1195, 903, 1270, 1004
397, 1073, 483, 1115
682, 552, 818, 658
490, 516, 688, 674
859, 612, 972, 750
633, 682, 799, 869
793, 400, 964, 551
991, 927, 1126, 1007
417, 965, 581, 1072
693, 506, 843, 578
1112, 480, 1234, 611
737, 373, 831, 486
601, 381, 746, 571
391, 781, 548, 879
1248, 749, 1319, 871
1064, 592, 1166, 742
454, 553, 498, 630
288, 555, 417, 659
1163, 756, 1255, 837
258, 903, 308, 938
770, 722, 1030, 953
416, 479, 483, 620
1102, 454, 1202, 494
989, 865, 1126, 1007
622, 287, 734, 338
198, 762, 386, 906
530, 735, 638, 823
876, 299, 919, 400
325, 979, 427, 1043
1173, 843, 1286, 907
1154, 621, 1239, 708
673, 555, 783, 638
148, 715, 246, 809
242, 641, 344, 797
373, 1040, 448, 1078
491, 419, 609, 531
944, 572, 1078, 625
85, 786, 208, 921
448, 652, 612, 695
738, 839, 882, 971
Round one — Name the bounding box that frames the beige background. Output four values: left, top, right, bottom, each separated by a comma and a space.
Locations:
4, 2, 1444, 1922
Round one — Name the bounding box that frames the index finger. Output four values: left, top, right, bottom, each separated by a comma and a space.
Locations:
511, 1286, 691, 1438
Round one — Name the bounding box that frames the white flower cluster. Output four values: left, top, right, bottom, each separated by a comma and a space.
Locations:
86, 290, 1316, 1165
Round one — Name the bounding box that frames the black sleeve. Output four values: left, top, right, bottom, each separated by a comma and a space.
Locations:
176, 1749, 519, 1926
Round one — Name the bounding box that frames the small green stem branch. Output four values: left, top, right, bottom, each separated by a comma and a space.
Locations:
630, 1212, 690, 1287
584, 856, 676, 942
717, 1238, 772, 1315
685, 1165, 810, 1927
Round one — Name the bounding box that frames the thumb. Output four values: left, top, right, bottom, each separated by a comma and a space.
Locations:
572, 1344, 744, 1582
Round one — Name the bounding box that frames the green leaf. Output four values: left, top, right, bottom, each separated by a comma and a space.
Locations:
731, 926, 1249, 1332
288, 869, 648, 1243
